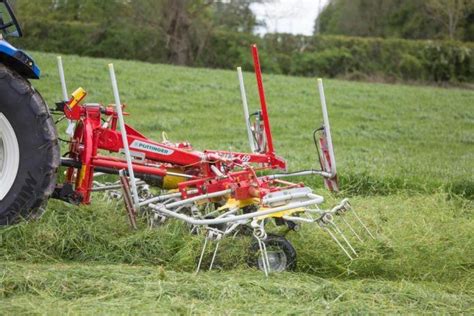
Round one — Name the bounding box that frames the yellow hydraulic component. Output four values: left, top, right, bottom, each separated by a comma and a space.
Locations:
216, 197, 305, 220
67, 87, 87, 109
257, 207, 305, 220
163, 169, 188, 189
217, 198, 259, 211
77, 165, 87, 187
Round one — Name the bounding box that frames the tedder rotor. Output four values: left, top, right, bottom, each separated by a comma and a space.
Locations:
50, 45, 376, 275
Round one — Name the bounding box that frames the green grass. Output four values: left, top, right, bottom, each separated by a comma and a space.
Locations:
1, 51, 473, 313
1, 262, 471, 314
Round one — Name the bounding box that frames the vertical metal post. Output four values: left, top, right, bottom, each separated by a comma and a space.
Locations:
57, 56, 76, 136
57, 56, 68, 101
108, 63, 140, 207
251, 44, 275, 155
317, 78, 337, 177
237, 67, 256, 153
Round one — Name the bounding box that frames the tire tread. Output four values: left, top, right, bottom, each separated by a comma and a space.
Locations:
0, 63, 59, 224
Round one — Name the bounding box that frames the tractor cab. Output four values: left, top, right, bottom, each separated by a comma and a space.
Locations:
0, 0, 22, 38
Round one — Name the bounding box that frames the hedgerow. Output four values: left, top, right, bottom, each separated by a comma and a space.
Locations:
14, 20, 473, 83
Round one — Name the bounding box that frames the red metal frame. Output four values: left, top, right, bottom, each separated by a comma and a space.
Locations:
251, 44, 275, 155
60, 45, 291, 204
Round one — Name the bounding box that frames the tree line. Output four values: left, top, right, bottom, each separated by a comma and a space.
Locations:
10, 0, 474, 83
317, 0, 474, 42
14, 0, 264, 66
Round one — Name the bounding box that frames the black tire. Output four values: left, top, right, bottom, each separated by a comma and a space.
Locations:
0, 63, 60, 225
249, 234, 297, 272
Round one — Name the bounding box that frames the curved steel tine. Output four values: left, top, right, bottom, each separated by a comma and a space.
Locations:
257, 238, 269, 277
322, 226, 353, 260
329, 221, 357, 256
348, 206, 376, 240
209, 241, 220, 271
340, 215, 364, 243
196, 237, 208, 274
262, 240, 271, 274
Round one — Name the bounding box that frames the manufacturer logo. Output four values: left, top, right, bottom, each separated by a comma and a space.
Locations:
220, 153, 251, 162
130, 140, 174, 156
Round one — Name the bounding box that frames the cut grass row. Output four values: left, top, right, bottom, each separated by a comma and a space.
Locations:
1, 261, 472, 314
2, 193, 472, 283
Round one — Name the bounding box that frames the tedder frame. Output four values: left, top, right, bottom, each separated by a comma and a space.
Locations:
51, 44, 375, 275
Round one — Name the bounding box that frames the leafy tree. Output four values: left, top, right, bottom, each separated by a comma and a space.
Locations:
213, 0, 263, 33
316, 0, 474, 41
426, 0, 474, 39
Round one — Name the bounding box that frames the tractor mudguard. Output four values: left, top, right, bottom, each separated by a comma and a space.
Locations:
0, 40, 40, 79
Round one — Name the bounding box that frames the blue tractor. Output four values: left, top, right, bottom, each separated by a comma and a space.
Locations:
0, 0, 59, 225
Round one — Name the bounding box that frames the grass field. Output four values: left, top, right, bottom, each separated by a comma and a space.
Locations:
1, 51, 473, 314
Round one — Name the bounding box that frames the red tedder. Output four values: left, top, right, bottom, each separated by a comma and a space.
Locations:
52, 45, 375, 275
56, 45, 287, 205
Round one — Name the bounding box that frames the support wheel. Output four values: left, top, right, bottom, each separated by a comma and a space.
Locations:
0, 63, 60, 225
249, 234, 297, 273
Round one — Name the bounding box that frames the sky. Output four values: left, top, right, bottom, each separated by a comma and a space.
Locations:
251, 0, 330, 36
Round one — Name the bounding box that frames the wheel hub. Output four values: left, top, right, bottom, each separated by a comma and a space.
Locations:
258, 248, 288, 272
0, 113, 20, 200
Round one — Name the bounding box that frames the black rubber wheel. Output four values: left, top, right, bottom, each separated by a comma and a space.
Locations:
249, 234, 297, 272
0, 63, 60, 225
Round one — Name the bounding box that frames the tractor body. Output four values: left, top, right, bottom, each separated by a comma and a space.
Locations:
0, 0, 39, 79
0, 0, 59, 225
0, 39, 40, 79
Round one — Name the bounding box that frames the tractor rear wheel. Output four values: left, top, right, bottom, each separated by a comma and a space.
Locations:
0, 63, 60, 225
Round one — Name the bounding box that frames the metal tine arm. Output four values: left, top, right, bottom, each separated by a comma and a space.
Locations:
320, 225, 354, 260
209, 241, 220, 271
196, 228, 224, 273
196, 237, 208, 274
251, 219, 270, 276
329, 198, 376, 242
328, 220, 357, 256
340, 215, 364, 243
333, 199, 376, 240
259, 239, 270, 276
347, 205, 376, 240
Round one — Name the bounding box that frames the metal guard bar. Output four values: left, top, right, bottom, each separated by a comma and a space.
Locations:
149, 193, 324, 226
